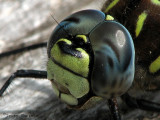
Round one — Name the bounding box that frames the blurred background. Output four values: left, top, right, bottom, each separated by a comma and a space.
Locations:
0, 0, 160, 120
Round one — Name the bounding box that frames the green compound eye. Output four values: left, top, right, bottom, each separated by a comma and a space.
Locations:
47, 9, 135, 108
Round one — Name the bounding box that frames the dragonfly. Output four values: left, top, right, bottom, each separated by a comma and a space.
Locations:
1, 0, 160, 120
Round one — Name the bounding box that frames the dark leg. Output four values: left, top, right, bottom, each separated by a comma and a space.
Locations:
0, 70, 47, 96
121, 93, 160, 112
0, 42, 47, 58
108, 98, 121, 120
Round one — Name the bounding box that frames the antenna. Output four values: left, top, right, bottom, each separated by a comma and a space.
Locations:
50, 13, 72, 38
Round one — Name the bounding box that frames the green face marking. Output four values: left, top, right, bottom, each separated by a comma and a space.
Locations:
76, 35, 88, 43
51, 38, 90, 77
106, 15, 114, 21
52, 83, 78, 105
58, 38, 72, 45
151, 0, 160, 6
135, 11, 148, 37
47, 36, 91, 105
52, 81, 78, 105
47, 59, 89, 102
149, 56, 160, 74
104, 0, 120, 13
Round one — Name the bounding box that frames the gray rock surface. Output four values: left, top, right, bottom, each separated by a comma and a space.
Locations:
0, 0, 160, 120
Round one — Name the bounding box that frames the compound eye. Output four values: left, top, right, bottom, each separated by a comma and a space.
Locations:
90, 21, 135, 98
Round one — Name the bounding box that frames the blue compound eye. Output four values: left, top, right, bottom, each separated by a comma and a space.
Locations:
90, 20, 135, 98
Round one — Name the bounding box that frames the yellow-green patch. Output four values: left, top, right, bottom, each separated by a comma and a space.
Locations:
52, 82, 78, 105
58, 38, 72, 45
106, 15, 114, 21
151, 0, 160, 6
135, 11, 148, 37
76, 35, 88, 43
149, 56, 160, 73
61, 93, 78, 105
51, 39, 89, 77
104, 0, 120, 13
47, 59, 90, 98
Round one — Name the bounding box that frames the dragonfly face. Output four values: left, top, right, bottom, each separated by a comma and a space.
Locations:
47, 9, 135, 108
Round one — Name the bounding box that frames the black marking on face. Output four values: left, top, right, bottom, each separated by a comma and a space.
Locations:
58, 41, 83, 58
